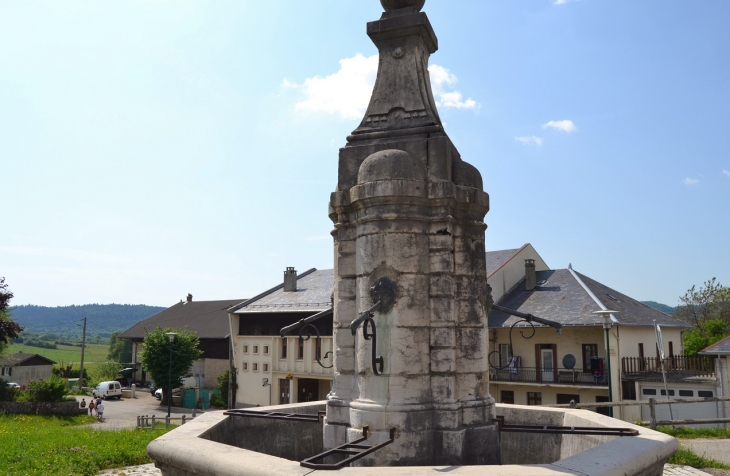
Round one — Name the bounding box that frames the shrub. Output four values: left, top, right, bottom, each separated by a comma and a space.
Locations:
0, 381, 15, 402
210, 394, 225, 408
217, 369, 237, 407
26, 376, 69, 402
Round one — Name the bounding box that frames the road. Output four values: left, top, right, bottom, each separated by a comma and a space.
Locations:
74, 389, 209, 430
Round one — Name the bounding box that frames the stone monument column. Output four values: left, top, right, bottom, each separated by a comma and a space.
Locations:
324, 0, 498, 466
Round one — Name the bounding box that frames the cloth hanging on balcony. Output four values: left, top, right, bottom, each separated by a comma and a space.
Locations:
508, 356, 521, 375
590, 356, 604, 382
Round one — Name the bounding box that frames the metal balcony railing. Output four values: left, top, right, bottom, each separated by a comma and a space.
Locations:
490, 367, 607, 386
622, 355, 715, 378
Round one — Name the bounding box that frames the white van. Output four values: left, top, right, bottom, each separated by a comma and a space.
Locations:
93, 381, 122, 400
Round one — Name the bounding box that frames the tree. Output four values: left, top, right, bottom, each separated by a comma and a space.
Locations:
678, 278, 730, 355
139, 326, 202, 404
108, 332, 132, 362
0, 277, 23, 356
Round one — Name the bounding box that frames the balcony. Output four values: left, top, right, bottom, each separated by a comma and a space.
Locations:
490, 367, 607, 386
622, 355, 715, 379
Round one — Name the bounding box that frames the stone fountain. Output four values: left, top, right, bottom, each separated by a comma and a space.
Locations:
147, 1, 678, 474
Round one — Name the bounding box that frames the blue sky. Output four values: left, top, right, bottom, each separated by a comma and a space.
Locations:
1, 1, 728, 308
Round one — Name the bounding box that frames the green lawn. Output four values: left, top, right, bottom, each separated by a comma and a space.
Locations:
9, 342, 109, 372
0, 415, 169, 476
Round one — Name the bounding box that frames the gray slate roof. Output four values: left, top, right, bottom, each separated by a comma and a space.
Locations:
118, 299, 245, 340
232, 269, 333, 314
488, 268, 688, 329
0, 352, 56, 366
700, 335, 730, 355
486, 248, 520, 277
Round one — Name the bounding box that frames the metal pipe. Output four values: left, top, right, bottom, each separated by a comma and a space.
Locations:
279, 308, 333, 338
350, 302, 382, 336
492, 304, 563, 333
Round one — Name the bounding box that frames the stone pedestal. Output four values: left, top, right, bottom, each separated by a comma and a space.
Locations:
324, 2, 498, 466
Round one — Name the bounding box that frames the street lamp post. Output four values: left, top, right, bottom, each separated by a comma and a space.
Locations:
593, 310, 618, 418
166, 332, 177, 418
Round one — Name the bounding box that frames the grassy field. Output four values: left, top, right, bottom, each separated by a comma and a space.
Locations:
0, 414, 169, 475
658, 425, 730, 439
9, 342, 108, 365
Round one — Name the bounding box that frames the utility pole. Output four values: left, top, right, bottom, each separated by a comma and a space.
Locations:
78, 318, 87, 389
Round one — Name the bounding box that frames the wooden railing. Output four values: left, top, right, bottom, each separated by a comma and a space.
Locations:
621, 355, 714, 378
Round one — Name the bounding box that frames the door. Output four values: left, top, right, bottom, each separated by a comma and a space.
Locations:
501, 390, 514, 404
279, 379, 290, 404
541, 348, 555, 382
298, 378, 320, 402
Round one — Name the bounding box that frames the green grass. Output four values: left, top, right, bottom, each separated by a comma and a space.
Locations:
669, 448, 730, 469
0, 414, 170, 475
9, 342, 109, 373
657, 425, 730, 439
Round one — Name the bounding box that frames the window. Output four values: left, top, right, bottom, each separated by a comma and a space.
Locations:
281, 338, 288, 359
315, 338, 322, 361
582, 344, 598, 372
298, 338, 304, 360
668, 341, 674, 357
699, 391, 714, 398
527, 392, 542, 405
242, 362, 248, 371
253, 363, 258, 371
638, 343, 644, 359
263, 363, 269, 372
679, 390, 693, 397
499, 344, 512, 367
501, 391, 514, 404
253, 345, 259, 354
264, 345, 269, 355
642, 388, 656, 396
243, 345, 249, 353
660, 389, 675, 396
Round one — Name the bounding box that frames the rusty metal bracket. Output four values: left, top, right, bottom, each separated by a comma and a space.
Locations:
224, 409, 326, 423
300, 426, 396, 470
279, 308, 334, 369
491, 416, 638, 436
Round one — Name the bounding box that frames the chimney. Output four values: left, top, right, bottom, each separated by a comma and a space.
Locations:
525, 259, 536, 291
186, 293, 193, 303
283, 267, 297, 292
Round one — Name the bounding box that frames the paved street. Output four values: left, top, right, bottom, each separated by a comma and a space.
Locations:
74, 390, 204, 430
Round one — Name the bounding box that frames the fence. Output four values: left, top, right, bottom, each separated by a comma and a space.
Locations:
491, 367, 607, 386
622, 355, 714, 377
548, 396, 730, 429
137, 413, 195, 430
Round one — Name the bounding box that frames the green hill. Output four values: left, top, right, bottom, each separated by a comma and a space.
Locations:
9, 303, 165, 340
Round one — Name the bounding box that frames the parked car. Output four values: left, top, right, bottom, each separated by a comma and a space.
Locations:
92, 381, 122, 400
149, 382, 158, 394
5, 382, 20, 389
155, 387, 183, 400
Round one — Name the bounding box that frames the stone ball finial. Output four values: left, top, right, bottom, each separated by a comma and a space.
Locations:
380, 0, 425, 12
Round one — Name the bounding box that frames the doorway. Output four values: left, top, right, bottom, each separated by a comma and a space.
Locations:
298, 378, 320, 402
279, 379, 290, 404
541, 348, 555, 382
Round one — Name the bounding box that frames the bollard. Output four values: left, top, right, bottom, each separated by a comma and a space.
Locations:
152, 415, 156, 428
182, 415, 186, 425
165, 416, 170, 429
649, 397, 657, 430
192, 408, 197, 418
131, 383, 136, 399
569, 399, 577, 409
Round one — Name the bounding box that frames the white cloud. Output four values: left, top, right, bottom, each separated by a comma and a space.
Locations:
684, 177, 700, 186
286, 55, 479, 119
542, 120, 577, 133
552, 0, 578, 4
723, 170, 730, 178
515, 136, 544, 146
428, 64, 480, 110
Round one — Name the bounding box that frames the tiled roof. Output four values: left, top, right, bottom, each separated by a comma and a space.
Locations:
118, 299, 245, 340
486, 248, 521, 277
0, 352, 56, 366
233, 269, 334, 314
700, 335, 730, 355
488, 268, 689, 329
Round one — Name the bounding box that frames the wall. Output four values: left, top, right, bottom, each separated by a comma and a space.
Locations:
203, 359, 229, 388
0, 401, 87, 415
5, 365, 53, 385
487, 244, 549, 303
492, 383, 607, 407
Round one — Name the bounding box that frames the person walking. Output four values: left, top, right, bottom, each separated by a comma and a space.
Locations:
96, 401, 104, 421
88, 399, 95, 417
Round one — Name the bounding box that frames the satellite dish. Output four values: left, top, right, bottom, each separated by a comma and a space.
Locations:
262, 378, 269, 387
562, 354, 576, 370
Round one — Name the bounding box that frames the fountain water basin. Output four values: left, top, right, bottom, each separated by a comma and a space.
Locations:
147, 401, 677, 476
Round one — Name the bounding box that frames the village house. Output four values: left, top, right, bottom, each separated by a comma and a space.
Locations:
0, 352, 55, 385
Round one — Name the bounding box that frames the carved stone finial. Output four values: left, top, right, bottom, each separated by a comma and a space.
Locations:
380, 0, 425, 12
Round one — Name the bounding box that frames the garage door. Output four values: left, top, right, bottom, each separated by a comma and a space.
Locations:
639, 384, 718, 427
